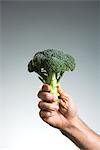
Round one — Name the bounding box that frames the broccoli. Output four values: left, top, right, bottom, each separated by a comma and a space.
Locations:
28, 49, 75, 103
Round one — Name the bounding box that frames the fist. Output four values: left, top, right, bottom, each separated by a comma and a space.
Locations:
38, 84, 77, 130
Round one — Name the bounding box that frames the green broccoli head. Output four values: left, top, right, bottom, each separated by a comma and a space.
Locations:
28, 49, 75, 102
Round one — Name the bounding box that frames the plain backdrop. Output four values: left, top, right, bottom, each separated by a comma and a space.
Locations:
1, 1, 100, 150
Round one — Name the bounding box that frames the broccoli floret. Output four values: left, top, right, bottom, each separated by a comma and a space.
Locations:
28, 49, 75, 103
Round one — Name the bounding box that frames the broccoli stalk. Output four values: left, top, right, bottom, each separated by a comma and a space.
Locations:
46, 72, 59, 102
28, 49, 75, 103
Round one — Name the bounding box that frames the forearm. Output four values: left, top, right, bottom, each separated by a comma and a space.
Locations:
60, 116, 100, 150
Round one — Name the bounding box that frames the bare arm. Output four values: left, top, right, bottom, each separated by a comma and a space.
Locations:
60, 116, 100, 150
38, 84, 100, 150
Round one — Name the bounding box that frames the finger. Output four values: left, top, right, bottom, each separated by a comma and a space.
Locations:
60, 99, 69, 110
59, 99, 69, 116
58, 85, 68, 97
42, 84, 50, 92
39, 110, 52, 118
58, 86, 70, 102
38, 91, 56, 102
38, 101, 59, 111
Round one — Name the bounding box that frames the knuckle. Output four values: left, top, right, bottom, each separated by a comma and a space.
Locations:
39, 110, 46, 118
39, 110, 41, 116
38, 101, 49, 111
37, 91, 41, 98
38, 91, 47, 99
39, 110, 51, 118
38, 91, 48, 99
42, 84, 50, 91
60, 99, 68, 110
39, 110, 45, 118
38, 91, 54, 102
43, 92, 52, 101
38, 101, 42, 109
42, 84, 47, 91
43, 92, 48, 98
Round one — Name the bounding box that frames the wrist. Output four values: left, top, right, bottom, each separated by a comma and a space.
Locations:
60, 115, 100, 150
60, 115, 80, 135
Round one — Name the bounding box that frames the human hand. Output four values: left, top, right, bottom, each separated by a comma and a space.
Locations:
38, 84, 100, 150
38, 84, 77, 130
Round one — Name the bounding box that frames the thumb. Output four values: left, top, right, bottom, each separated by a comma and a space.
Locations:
58, 86, 70, 117
58, 85, 70, 102
58, 86, 77, 119
59, 99, 69, 117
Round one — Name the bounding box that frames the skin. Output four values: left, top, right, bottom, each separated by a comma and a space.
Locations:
38, 84, 100, 150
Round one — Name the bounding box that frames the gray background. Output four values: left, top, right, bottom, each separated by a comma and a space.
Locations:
1, 1, 100, 150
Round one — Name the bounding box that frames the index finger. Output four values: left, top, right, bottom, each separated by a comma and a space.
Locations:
41, 84, 50, 92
